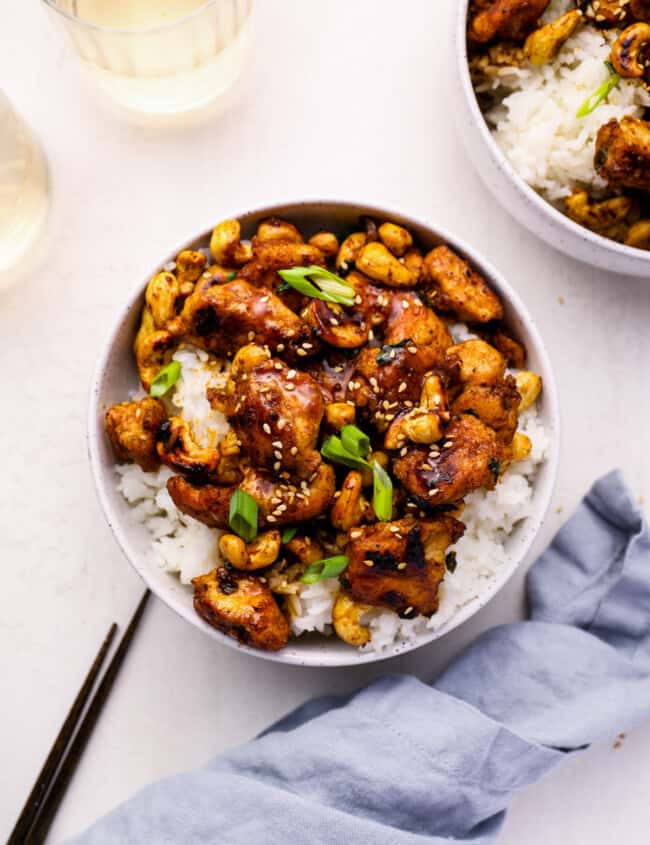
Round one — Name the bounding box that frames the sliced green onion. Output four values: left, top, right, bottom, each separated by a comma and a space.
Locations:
340, 424, 370, 458
376, 338, 413, 365
301, 555, 350, 584
282, 525, 298, 543
321, 435, 371, 471
149, 361, 181, 397
576, 62, 620, 118
226, 271, 237, 281
372, 460, 393, 521
229, 488, 258, 543
277, 265, 356, 307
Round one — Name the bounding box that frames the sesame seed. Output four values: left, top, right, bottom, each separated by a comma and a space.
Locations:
369, 377, 378, 387
278, 419, 287, 430
401, 299, 410, 308
389, 525, 400, 533
248, 331, 255, 341
290, 446, 298, 455
273, 461, 281, 471
287, 369, 296, 379
266, 515, 277, 522
350, 530, 362, 539
274, 450, 283, 460
303, 343, 313, 349
270, 496, 281, 504
276, 343, 285, 352
422, 463, 432, 470
404, 606, 414, 615
428, 488, 439, 497
398, 382, 407, 393
286, 383, 295, 390
272, 440, 282, 448
334, 365, 344, 373
333, 490, 341, 498
287, 329, 295, 337
385, 414, 395, 421
400, 447, 408, 456
354, 294, 362, 305
330, 317, 340, 326
407, 345, 417, 354
296, 349, 307, 357
274, 362, 283, 370
443, 441, 453, 449
397, 562, 407, 570
263, 423, 272, 434
404, 400, 414, 408
364, 559, 374, 567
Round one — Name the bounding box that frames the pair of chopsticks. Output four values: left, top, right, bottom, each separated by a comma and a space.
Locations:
9, 590, 151, 845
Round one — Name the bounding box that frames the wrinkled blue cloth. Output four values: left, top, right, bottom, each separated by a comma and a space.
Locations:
71, 471, 650, 844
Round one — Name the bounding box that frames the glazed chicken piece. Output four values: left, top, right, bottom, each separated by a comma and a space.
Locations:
301, 299, 370, 349
178, 279, 320, 362
423, 246, 504, 323
167, 463, 336, 530
565, 190, 639, 241
595, 118, 650, 192
346, 271, 394, 329
446, 339, 506, 386
156, 417, 242, 485
238, 238, 325, 288
303, 352, 357, 404
393, 414, 507, 508
105, 398, 167, 472
347, 343, 448, 431
383, 291, 453, 352
451, 377, 521, 443
227, 344, 325, 479
582, 0, 634, 26
468, 0, 551, 43
193, 567, 290, 651
343, 516, 465, 617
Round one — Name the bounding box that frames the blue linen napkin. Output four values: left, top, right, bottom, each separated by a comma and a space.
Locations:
71, 470, 650, 844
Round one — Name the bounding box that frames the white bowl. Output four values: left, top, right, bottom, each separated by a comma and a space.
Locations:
453, 0, 650, 278
88, 200, 560, 666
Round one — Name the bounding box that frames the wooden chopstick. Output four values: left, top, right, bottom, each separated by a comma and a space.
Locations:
15, 589, 151, 845
7, 623, 118, 845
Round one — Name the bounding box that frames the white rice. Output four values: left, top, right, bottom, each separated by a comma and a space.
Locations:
117, 344, 548, 653
480, 4, 650, 203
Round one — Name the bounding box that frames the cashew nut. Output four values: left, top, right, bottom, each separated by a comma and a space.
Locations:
626, 220, 650, 250
331, 471, 372, 531
145, 272, 182, 329
515, 371, 543, 411
510, 432, 532, 462
175, 249, 207, 291
611, 22, 650, 80
255, 217, 303, 244
133, 306, 178, 391
378, 222, 413, 257
403, 248, 424, 282
210, 219, 253, 266
524, 10, 583, 65
384, 374, 448, 449
219, 529, 282, 571
336, 232, 366, 271
356, 242, 418, 288
308, 231, 339, 257
332, 593, 372, 647
325, 402, 356, 430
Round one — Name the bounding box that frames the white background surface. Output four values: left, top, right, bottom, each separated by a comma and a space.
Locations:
2, 0, 650, 842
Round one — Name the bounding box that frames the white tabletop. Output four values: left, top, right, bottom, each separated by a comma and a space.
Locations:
2, 0, 650, 841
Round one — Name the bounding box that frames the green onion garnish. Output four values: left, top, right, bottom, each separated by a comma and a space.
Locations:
321, 435, 371, 471
226, 271, 237, 281
282, 525, 298, 543
372, 460, 393, 521
229, 488, 258, 543
340, 424, 370, 459
376, 338, 413, 365
301, 555, 350, 584
149, 361, 181, 397
576, 62, 620, 118
277, 265, 356, 307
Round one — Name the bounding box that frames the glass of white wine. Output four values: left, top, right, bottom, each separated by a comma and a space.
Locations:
42, 0, 254, 124
0, 91, 49, 290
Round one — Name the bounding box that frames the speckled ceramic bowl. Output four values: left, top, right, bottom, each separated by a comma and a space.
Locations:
454, 0, 650, 278
88, 200, 560, 666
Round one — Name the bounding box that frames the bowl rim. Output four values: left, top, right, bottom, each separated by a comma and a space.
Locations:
455, 0, 650, 266
88, 198, 561, 667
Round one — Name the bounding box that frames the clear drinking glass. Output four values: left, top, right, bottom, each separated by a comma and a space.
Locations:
42, 0, 254, 124
0, 92, 49, 289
